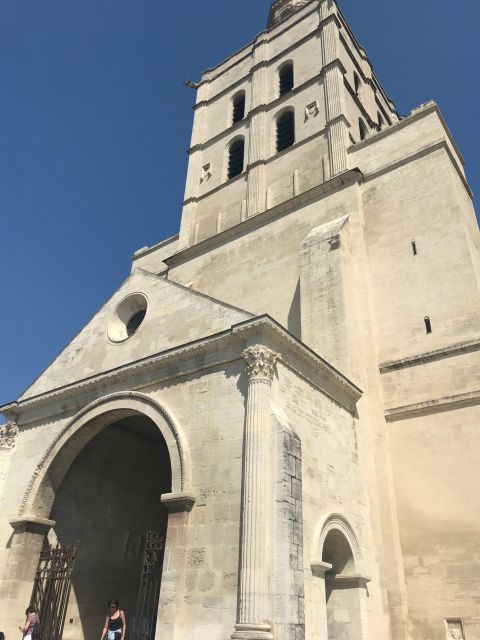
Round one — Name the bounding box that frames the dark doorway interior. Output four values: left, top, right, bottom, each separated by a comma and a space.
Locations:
49, 415, 171, 640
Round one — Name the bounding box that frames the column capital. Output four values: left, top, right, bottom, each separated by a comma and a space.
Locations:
0, 421, 19, 449
242, 346, 278, 382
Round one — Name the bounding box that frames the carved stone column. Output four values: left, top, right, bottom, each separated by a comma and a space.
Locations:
232, 346, 278, 640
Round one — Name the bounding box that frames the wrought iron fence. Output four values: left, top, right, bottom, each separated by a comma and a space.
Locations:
129, 531, 165, 640
31, 540, 78, 640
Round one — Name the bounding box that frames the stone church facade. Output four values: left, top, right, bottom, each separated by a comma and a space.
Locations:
1, 1, 479, 639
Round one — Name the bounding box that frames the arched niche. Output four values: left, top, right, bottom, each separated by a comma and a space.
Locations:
311, 514, 370, 640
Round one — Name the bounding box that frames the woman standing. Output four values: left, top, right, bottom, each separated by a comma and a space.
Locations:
19, 606, 39, 640
100, 599, 126, 640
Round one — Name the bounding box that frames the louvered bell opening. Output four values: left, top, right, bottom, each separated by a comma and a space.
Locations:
276, 112, 295, 152
232, 94, 245, 124
228, 139, 245, 179
279, 64, 294, 96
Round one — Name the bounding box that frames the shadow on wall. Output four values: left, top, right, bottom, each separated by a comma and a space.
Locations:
323, 529, 362, 640
48, 417, 171, 640
288, 279, 301, 340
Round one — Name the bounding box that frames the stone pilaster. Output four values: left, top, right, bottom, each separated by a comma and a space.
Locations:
0, 517, 55, 638
320, 9, 349, 176
232, 345, 278, 640
247, 41, 269, 217
156, 492, 197, 640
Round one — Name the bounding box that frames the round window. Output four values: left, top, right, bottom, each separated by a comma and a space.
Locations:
107, 293, 148, 343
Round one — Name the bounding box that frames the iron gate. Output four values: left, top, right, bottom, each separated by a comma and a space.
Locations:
30, 540, 78, 640
130, 531, 165, 640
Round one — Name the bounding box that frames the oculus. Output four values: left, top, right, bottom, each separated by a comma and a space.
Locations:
108, 293, 148, 343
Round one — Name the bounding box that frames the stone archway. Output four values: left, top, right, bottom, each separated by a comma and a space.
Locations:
310, 514, 370, 640
21, 391, 189, 521
2, 392, 195, 640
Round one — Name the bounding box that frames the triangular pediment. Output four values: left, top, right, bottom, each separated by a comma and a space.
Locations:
20, 269, 252, 400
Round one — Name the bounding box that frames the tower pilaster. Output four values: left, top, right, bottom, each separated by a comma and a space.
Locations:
320, 5, 349, 176
246, 40, 269, 217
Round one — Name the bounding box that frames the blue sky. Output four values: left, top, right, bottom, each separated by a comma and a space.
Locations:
1, 0, 479, 408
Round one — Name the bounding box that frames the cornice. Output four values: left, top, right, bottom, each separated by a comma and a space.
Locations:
1, 315, 362, 424
360, 139, 473, 199
379, 337, 480, 373
348, 101, 465, 168
231, 316, 362, 411
131, 234, 179, 263
171, 169, 363, 268
385, 389, 480, 422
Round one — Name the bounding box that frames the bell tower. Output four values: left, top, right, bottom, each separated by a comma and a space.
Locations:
178, 0, 398, 250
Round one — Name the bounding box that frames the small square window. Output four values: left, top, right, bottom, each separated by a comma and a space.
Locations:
445, 618, 465, 639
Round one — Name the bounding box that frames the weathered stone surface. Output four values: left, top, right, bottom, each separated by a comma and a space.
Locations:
1, 1, 479, 640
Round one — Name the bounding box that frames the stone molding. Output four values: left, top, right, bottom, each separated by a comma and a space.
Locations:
310, 560, 333, 577
313, 512, 363, 572
169, 169, 363, 268
348, 101, 465, 169
0, 421, 19, 449
379, 337, 480, 373
362, 139, 473, 199
385, 389, 480, 422
9, 516, 56, 534
2, 315, 362, 425
160, 492, 196, 513
326, 573, 372, 587
243, 346, 278, 382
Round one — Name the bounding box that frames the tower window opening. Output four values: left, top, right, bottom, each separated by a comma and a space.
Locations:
354, 72, 361, 97
279, 62, 294, 96
359, 118, 368, 141
276, 110, 295, 152
232, 92, 246, 124
424, 316, 432, 334
378, 111, 385, 130
411, 240, 417, 256
227, 138, 245, 179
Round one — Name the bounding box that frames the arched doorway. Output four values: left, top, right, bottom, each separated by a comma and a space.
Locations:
4, 392, 191, 640
49, 413, 171, 640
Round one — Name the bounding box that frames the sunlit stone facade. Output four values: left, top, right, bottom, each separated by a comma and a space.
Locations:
1, 2, 479, 639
